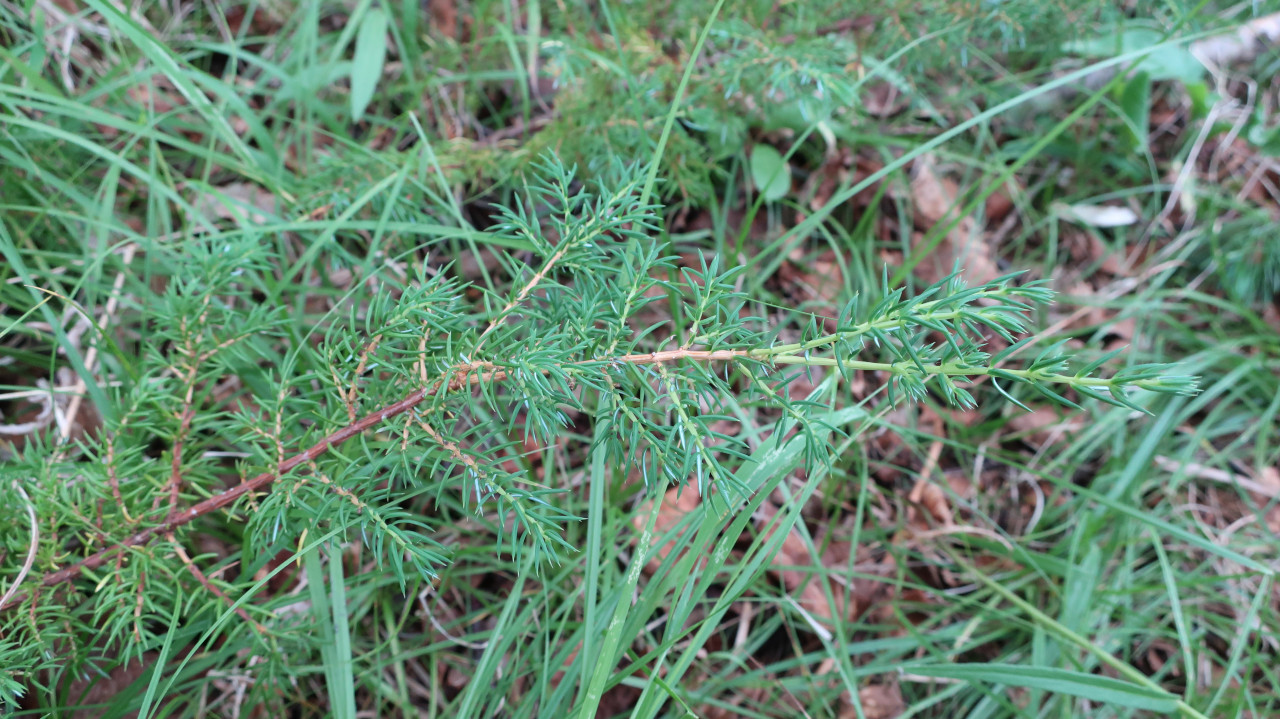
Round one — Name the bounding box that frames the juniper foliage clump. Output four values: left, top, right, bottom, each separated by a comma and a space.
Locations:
0, 156, 1199, 709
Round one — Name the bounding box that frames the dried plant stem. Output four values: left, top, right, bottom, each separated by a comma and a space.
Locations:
0, 480, 38, 611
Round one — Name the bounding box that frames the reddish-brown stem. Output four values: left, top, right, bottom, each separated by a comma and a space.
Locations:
155, 337, 200, 517
345, 335, 383, 422
160, 406, 195, 517
0, 347, 753, 612
105, 440, 136, 524
133, 571, 146, 642
0, 361, 508, 612
170, 532, 265, 634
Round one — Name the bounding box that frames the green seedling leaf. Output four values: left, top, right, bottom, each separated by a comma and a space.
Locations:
351, 8, 389, 121
1118, 71, 1151, 152
750, 144, 790, 201
1246, 106, 1280, 155
1187, 81, 1213, 118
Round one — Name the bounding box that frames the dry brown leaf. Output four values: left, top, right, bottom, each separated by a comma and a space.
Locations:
446, 664, 469, 690
116, 76, 215, 143
1053, 281, 1105, 331
632, 485, 702, 573
756, 500, 813, 591
598, 685, 644, 718
870, 405, 945, 483
63, 652, 157, 719
945, 407, 983, 428
430, 0, 459, 40
1008, 407, 1083, 449
781, 247, 844, 306
125, 78, 181, 115
192, 182, 277, 226
795, 579, 837, 621
985, 182, 1016, 223
909, 155, 999, 285
548, 642, 581, 691
755, 501, 861, 623
907, 476, 953, 529
1103, 316, 1137, 353
705, 684, 775, 719
863, 82, 907, 118
808, 146, 854, 211
1107, 316, 1137, 342
1083, 234, 1125, 275
944, 469, 976, 504
226, 4, 286, 35
1264, 303, 1280, 335
843, 682, 906, 719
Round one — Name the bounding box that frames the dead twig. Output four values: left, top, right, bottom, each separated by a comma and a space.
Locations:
0, 480, 38, 610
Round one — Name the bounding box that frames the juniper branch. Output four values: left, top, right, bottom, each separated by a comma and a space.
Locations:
0, 290, 1196, 611
0, 360, 504, 611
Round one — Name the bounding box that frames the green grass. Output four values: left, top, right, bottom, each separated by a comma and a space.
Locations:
2, 0, 1279, 717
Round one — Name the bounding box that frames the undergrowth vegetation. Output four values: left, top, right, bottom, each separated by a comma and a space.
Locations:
1, 0, 1278, 717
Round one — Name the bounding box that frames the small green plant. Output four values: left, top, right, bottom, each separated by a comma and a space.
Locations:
0, 155, 1198, 709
